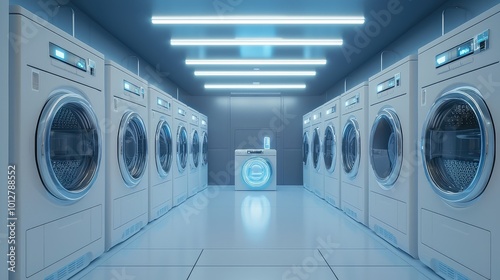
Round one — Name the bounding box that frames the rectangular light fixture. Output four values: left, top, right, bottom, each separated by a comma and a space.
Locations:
152, 16, 364, 25
186, 59, 327, 65
230, 92, 282, 95
205, 84, 306, 89
171, 38, 342, 46
195, 71, 316, 76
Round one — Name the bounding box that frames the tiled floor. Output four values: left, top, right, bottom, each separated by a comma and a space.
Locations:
73, 186, 441, 280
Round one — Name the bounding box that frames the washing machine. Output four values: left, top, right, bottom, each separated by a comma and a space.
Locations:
323, 97, 341, 208
187, 107, 201, 197
173, 100, 189, 206
148, 85, 174, 222
340, 82, 369, 225
235, 149, 277, 191
302, 113, 312, 191
311, 107, 325, 199
105, 60, 149, 250
418, 5, 500, 280
9, 6, 105, 279
199, 113, 209, 191
368, 55, 418, 258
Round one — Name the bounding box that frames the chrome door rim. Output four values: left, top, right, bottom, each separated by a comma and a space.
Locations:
201, 131, 208, 166
118, 111, 148, 187
190, 130, 200, 169
369, 107, 403, 189
37, 91, 102, 201
176, 125, 188, 172
242, 157, 272, 188
342, 117, 361, 179
155, 118, 173, 178
302, 132, 309, 166
323, 125, 337, 174
312, 127, 322, 171
421, 86, 494, 204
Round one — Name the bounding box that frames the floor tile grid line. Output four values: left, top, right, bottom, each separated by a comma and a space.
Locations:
187, 249, 204, 280
318, 249, 340, 280
306, 193, 442, 280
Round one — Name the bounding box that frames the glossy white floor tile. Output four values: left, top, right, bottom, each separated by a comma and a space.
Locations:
72, 186, 441, 280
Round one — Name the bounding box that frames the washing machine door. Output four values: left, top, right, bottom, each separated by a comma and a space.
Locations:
118, 111, 148, 187
37, 91, 101, 201
369, 108, 403, 189
190, 130, 200, 169
302, 132, 309, 166
176, 125, 188, 172
242, 157, 272, 189
323, 125, 337, 174
342, 117, 361, 179
201, 131, 208, 166
155, 118, 173, 178
421, 87, 494, 204
312, 127, 321, 171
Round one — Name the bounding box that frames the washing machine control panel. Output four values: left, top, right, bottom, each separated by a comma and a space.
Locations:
435, 29, 489, 68
123, 80, 145, 97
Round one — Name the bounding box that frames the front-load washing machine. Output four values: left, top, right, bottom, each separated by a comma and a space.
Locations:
105, 60, 149, 250
311, 107, 325, 199
302, 113, 312, 191
418, 5, 500, 280
199, 113, 208, 191
323, 97, 341, 208
187, 108, 201, 197
235, 149, 277, 191
9, 6, 105, 279
368, 55, 418, 258
173, 100, 189, 206
148, 85, 174, 222
340, 82, 369, 225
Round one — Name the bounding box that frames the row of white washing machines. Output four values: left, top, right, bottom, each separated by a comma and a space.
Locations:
303, 5, 500, 280
8, 6, 208, 280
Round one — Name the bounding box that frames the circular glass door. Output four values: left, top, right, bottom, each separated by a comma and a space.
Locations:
37, 92, 102, 201
323, 125, 337, 173
302, 132, 309, 166
201, 132, 208, 166
369, 108, 403, 189
342, 117, 361, 179
177, 125, 188, 172
312, 127, 321, 171
190, 130, 200, 169
421, 87, 494, 204
155, 119, 172, 178
242, 157, 272, 188
118, 111, 148, 187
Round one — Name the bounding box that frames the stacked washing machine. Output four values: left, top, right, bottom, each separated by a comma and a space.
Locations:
323, 97, 341, 208
302, 113, 312, 191
418, 5, 500, 280
173, 100, 189, 206
310, 107, 325, 198
199, 113, 209, 191
104, 60, 149, 250
368, 55, 418, 258
187, 108, 201, 197
148, 85, 174, 222
9, 6, 105, 279
340, 82, 369, 225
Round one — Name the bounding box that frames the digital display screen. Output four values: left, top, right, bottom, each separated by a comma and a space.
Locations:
123, 80, 142, 96
377, 77, 396, 93
178, 108, 186, 116
49, 43, 87, 72
435, 39, 474, 68
157, 97, 170, 109
326, 105, 336, 115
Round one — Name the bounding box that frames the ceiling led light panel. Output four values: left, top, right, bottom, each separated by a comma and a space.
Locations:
152, 16, 365, 25
171, 38, 343, 46
186, 59, 327, 65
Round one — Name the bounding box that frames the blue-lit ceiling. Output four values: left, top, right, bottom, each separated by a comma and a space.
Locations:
72, 0, 447, 95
